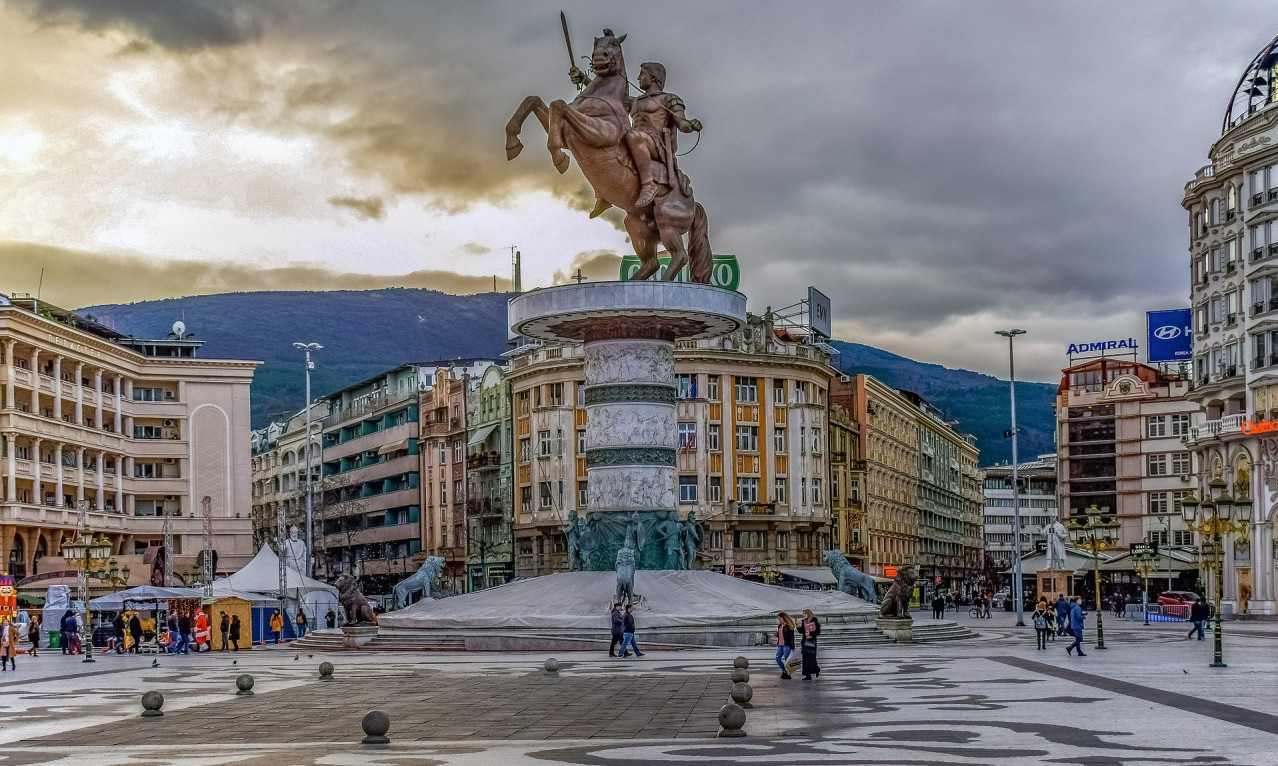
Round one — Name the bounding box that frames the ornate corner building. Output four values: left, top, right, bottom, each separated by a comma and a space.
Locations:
1183, 33, 1278, 614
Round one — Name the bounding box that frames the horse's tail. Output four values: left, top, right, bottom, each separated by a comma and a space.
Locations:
688, 202, 713, 284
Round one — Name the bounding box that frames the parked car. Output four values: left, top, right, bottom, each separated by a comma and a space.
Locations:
992, 588, 1010, 609
1157, 591, 1201, 606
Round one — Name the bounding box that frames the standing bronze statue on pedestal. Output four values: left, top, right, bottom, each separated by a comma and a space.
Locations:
505, 22, 713, 284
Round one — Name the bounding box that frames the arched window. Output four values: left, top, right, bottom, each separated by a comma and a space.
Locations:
9, 535, 25, 577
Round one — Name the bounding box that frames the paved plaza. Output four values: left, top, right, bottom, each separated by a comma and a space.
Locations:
3, 613, 1278, 765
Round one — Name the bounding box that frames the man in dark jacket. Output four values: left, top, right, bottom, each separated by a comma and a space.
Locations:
619, 604, 644, 658
931, 592, 945, 620
1054, 594, 1071, 636
609, 603, 624, 657
1066, 596, 1087, 657
60, 610, 76, 655
177, 613, 193, 654
128, 613, 144, 653
1189, 596, 1210, 640
218, 612, 230, 651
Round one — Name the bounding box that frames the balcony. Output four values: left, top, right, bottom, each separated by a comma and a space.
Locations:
467, 452, 501, 470
466, 498, 505, 518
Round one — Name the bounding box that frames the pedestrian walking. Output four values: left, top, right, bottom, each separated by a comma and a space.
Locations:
1189, 596, 1209, 640
111, 613, 126, 654
178, 612, 193, 654
799, 608, 821, 680
1032, 601, 1050, 650
1054, 594, 1071, 637
128, 612, 143, 654
775, 612, 796, 679
60, 609, 76, 655
229, 614, 242, 651
983, 591, 993, 619
295, 610, 308, 639
194, 608, 210, 652
269, 609, 284, 644
325, 608, 336, 629
28, 615, 41, 657
1044, 605, 1057, 641
166, 613, 180, 653
608, 603, 624, 657
1066, 596, 1088, 656
618, 604, 644, 658
931, 592, 945, 620
1, 618, 18, 671
218, 612, 230, 651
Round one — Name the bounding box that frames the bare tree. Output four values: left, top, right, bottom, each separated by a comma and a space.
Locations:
313, 473, 367, 580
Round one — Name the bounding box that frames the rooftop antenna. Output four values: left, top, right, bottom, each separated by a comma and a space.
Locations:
511, 246, 522, 293
35, 267, 44, 312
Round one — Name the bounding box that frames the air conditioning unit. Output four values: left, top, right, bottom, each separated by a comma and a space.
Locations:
163, 419, 174, 427
1179, 474, 1191, 482
164, 458, 175, 465
839, 374, 851, 383
164, 391, 175, 400
164, 495, 176, 501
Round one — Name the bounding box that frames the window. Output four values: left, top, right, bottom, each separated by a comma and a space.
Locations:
1147, 454, 1168, 476
774, 477, 787, 504
556, 428, 563, 456
811, 427, 822, 454
520, 486, 532, 512
800, 478, 808, 504
773, 379, 785, 404
679, 476, 698, 503
1171, 451, 1191, 475
1146, 529, 1168, 546
453, 440, 463, 463
799, 426, 806, 455
1173, 530, 1195, 546
734, 531, 767, 549
1170, 414, 1190, 436
707, 375, 720, 400
134, 463, 157, 479
440, 483, 447, 505
1149, 492, 1169, 514
708, 476, 722, 503
736, 476, 759, 503
133, 425, 162, 440
534, 386, 542, 407
549, 382, 564, 406
794, 381, 808, 404
578, 480, 588, 507
519, 438, 530, 463
577, 429, 587, 454
736, 425, 758, 452
558, 480, 563, 508
777, 530, 790, 551
734, 376, 758, 403
537, 430, 551, 456
707, 424, 720, 452
676, 373, 697, 399
1146, 416, 1166, 438
812, 478, 824, 504
678, 422, 697, 451
539, 481, 553, 509
577, 381, 586, 407
453, 479, 463, 502
439, 442, 447, 466
774, 427, 786, 454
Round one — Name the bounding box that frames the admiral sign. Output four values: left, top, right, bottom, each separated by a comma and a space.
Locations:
1066, 337, 1138, 356
1146, 309, 1193, 363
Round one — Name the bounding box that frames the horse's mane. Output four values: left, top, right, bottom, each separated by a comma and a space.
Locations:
582, 39, 630, 114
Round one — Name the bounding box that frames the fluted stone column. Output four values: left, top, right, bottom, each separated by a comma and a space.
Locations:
93, 370, 103, 429
30, 350, 39, 415
2, 432, 14, 502
113, 375, 122, 434
54, 444, 63, 507
115, 454, 124, 513
31, 437, 42, 505
52, 357, 62, 420
96, 450, 106, 511
76, 446, 86, 504
3, 339, 14, 409
74, 362, 84, 424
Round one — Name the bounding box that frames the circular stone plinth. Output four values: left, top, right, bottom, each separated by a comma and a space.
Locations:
509, 282, 746, 343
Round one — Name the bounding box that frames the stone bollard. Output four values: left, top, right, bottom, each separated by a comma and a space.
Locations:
141, 690, 164, 718
733, 656, 749, 669
729, 668, 750, 684
544, 657, 560, 674
361, 710, 391, 746
730, 681, 754, 709
319, 662, 334, 681
235, 674, 254, 697
717, 702, 747, 737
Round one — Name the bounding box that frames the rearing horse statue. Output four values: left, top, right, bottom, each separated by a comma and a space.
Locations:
505, 30, 712, 284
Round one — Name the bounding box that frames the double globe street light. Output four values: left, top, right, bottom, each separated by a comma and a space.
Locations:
61, 528, 114, 663
1130, 544, 1159, 626
1069, 504, 1120, 650
1181, 471, 1249, 669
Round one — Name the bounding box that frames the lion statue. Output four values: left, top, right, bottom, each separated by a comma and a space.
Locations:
392, 556, 447, 610
335, 573, 377, 625
615, 547, 637, 604
879, 564, 917, 620
822, 550, 877, 603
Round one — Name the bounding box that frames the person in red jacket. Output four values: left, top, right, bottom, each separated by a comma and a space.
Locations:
194, 609, 210, 652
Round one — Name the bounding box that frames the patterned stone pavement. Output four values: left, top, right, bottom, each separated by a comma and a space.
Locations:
2, 613, 1277, 765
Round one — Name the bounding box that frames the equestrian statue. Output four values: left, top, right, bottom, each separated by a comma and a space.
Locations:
506, 20, 712, 284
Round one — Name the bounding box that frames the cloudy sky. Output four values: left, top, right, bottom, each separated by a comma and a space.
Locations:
2, 1, 1276, 382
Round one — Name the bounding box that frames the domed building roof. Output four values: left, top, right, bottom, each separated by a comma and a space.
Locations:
1224, 33, 1278, 134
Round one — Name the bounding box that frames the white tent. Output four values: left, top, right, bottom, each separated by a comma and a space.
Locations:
213, 545, 342, 627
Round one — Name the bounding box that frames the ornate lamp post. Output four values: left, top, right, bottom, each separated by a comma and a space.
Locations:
1130, 545, 1159, 626
1069, 504, 1120, 649
61, 528, 113, 663
1181, 472, 1247, 669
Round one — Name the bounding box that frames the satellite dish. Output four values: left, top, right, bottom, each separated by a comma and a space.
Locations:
172, 320, 186, 338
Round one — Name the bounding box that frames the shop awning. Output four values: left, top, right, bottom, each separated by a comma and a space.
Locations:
377, 439, 410, 456
467, 424, 498, 447
778, 567, 838, 586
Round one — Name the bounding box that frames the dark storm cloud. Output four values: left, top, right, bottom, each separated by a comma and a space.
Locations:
327, 195, 386, 220
16, 0, 270, 49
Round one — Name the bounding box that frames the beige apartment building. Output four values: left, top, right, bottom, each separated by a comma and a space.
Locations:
0, 295, 258, 585
507, 313, 835, 583
419, 366, 469, 590
250, 402, 323, 551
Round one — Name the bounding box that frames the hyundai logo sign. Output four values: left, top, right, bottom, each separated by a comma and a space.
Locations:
1147, 309, 1192, 362
1153, 325, 1182, 341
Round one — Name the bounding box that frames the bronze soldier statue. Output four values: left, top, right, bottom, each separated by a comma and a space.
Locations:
626, 62, 702, 208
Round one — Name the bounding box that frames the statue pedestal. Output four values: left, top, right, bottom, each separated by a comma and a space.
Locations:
876, 616, 914, 643
341, 625, 378, 650
1037, 569, 1074, 601
509, 282, 745, 571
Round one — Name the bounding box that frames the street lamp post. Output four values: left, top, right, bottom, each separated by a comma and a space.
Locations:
293, 342, 323, 578
1069, 504, 1119, 649
995, 328, 1027, 627
61, 528, 113, 663
1181, 472, 1247, 668
1131, 546, 1159, 626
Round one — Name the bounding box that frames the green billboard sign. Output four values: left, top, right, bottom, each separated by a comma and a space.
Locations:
619, 253, 740, 291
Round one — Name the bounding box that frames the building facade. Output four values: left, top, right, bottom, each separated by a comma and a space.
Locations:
464, 364, 514, 591
507, 313, 834, 582
1056, 360, 1199, 552
1182, 32, 1278, 613
0, 296, 257, 585
827, 399, 866, 570
419, 367, 469, 591
982, 454, 1058, 572
250, 402, 323, 553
